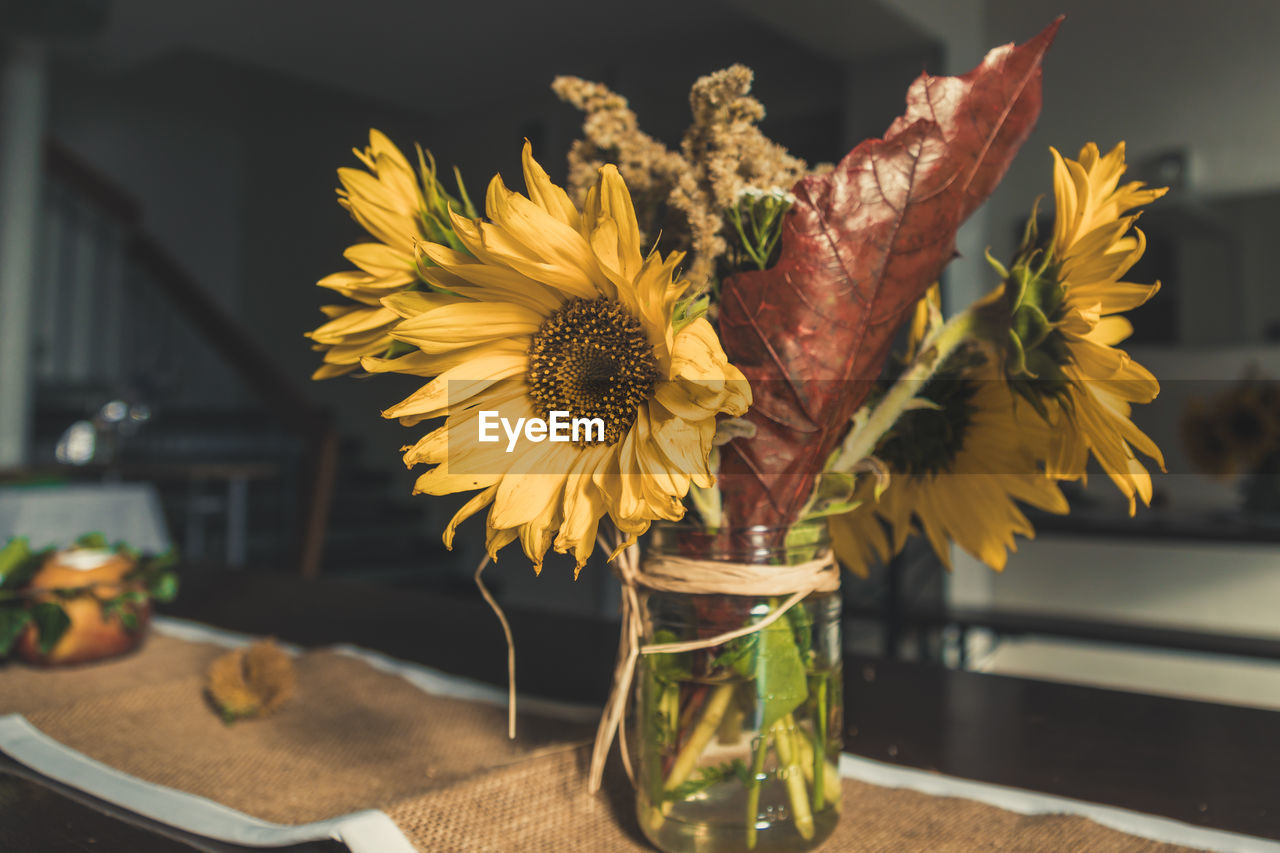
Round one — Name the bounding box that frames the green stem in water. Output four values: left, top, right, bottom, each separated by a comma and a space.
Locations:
642, 670, 674, 806
662, 685, 681, 750
774, 715, 815, 840
745, 729, 771, 850
718, 702, 744, 745
812, 676, 828, 811
795, 730, 842, 813
663, 683, 735, 795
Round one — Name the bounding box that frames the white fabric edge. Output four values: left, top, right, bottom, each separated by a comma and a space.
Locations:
839, 753, 1280, 853
152, 616, 306, 655
0, 714, 414, 852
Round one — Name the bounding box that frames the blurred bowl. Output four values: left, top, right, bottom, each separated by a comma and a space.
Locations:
15, 548, 151, 666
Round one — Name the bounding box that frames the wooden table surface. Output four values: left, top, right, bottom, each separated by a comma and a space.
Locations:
3, 568, 1278, 851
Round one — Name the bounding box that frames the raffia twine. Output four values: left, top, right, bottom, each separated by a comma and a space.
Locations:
586, 543, 840, 792
472, 539, 840, 792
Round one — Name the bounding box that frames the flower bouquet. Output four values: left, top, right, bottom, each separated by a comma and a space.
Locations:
308, 16, 1167, 851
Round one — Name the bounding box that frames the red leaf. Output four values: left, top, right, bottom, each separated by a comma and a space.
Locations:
717, 19, 1062, 532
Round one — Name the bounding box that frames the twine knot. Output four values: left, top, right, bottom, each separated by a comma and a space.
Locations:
586, 545, 839, 791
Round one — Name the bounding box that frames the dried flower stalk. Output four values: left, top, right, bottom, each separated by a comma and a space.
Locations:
554, 65, 809, 287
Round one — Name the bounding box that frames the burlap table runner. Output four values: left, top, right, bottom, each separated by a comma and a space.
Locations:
0, 631, 1205, 851
389, 746, 1198, 853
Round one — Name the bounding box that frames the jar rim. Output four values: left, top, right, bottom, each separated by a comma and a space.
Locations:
650, 519, 827, 534
647, 518, 830, 565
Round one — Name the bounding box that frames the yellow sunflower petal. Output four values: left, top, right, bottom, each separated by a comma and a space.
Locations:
391, 302, 543, 354
443, 487, 498, 550
449, 204, 603, 300
381, 353, 528, 425
418, 243, 564, 313
522, 140, 580, 229
584, 165, 645, 293
344, 242, 415, 277
307, 305, 398, 340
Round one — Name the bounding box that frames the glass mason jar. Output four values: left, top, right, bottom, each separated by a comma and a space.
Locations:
635, 522, 842, 853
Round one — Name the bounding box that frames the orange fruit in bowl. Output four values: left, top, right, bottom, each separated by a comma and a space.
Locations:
15, 548, 151, 666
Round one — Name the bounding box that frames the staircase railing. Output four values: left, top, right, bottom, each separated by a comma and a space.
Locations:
41, 139, 337, 578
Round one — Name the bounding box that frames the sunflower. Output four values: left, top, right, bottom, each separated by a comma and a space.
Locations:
1182, 381, 1280, 480
830, 352, 1067, 576
307, 130, 474, 379
365, 142, 749, 572
1040, 143, 1168, 512
1213, 384, 1280, 470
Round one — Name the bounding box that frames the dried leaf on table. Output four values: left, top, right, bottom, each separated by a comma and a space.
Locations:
206, 639, 296, 723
